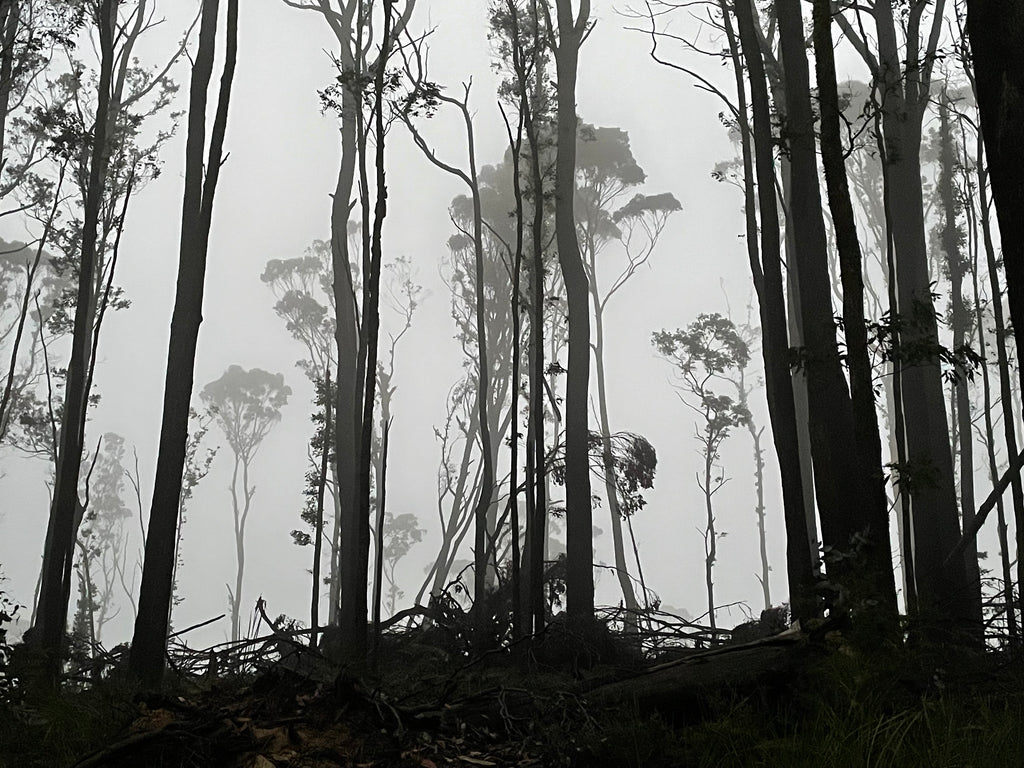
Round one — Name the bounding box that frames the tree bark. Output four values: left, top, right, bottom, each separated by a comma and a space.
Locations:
733, 0, 815, 624
523, 6, 548, 632
966, 0, 1024, 620
34, 0, 119, 688
776, 0, 882, 625
328, 3, 363, 659
551, 0, 593, 620
593, 308, 640, 621
349, 0, 396, 665
810, 0, 897, 637
937, 97, 984, 634
857, 0, 972, 637
128, 0, 237, 688
311, 373, 331, 647
967, 162, 1020, 642
0, 0, 20, 174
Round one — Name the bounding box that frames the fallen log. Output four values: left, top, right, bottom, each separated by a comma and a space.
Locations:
584, 626, 815, 722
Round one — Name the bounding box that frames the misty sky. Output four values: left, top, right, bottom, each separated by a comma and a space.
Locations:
0, 0, 926, 647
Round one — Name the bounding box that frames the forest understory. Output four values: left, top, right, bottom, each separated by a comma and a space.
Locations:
2, 605, 1024, 768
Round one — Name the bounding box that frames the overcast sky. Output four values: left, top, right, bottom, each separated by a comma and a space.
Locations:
0, 0, 888, 646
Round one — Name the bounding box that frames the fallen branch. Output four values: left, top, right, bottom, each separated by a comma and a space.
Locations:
946, 446, 1024, 567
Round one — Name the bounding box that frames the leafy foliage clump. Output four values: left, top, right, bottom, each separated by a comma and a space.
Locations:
0, 578, 21, 706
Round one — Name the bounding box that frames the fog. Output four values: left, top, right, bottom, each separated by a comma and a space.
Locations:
1, 0, 1005, 655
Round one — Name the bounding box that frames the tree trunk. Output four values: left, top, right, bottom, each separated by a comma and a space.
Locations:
975, 130, 1024, 640
777, 0, 881, 624
346, 1, 393, 665
552, 0, 593, 620
34, 0, 118, 688
503, 98, 526, 639
968, 178, 1020, 643
128, 0, 237, 688
966, 0, 1024, 620
523, 52, 547, 635
865, 0, 972, 637
703, 443, 716, 631
733, 0, 815, 623
464, 102, 496, 635
593, 302, 640, 621
312, 373, 331, 648
0, 0, 20, 174
811, 0, 898, 638
937, 97, 984, 634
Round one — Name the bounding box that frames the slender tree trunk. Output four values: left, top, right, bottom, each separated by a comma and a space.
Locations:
871, 104, 917, 614
34, 0, 118, 687
760, 41, 822, 570
328, 464, 342, 625
552, 0, 593, 620
326, 2, 363, 657
703, 441, 716, 631
372, 419, 389, 655
349, 0, 396, 664
733, 0, 815, 623
811, 0, 898, 638
977, 134, 1024, 640
228, 454, 247, 642
938, 98, 984, 634
968, 182, 1020, 643
869, 0, 972, 637
418, 398, 481, 603
502, 100, 526, 639
720, 11, 775, 614
592, 301, 640, 621
129, 0, 237, 688
311, 372, 332, 648
466, 107, 496, 635
524, 71, 546, 635
0, 0, 20, 176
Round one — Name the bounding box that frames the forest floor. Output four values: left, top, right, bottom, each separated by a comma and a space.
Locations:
2, 620, 1024, 768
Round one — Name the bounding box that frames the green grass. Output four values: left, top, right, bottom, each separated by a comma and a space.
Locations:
0, 682, 138, 768
573, 648, 1024, 768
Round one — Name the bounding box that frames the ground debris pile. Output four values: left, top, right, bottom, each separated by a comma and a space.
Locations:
65, 662, 555, 768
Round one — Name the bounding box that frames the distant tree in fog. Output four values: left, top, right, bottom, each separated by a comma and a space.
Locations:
200, 365, 290, 642
654, 313, 750, 631
401, 60, 497, 637
382, 512, 424, 616
724, 315, 771, 611
575, 121, 679, 623
0, 3, 82, 451
72, 432, 132, 652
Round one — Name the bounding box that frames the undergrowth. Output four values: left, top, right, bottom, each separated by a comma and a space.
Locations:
568, 646, 1024, 768
1, 633, 1022, 767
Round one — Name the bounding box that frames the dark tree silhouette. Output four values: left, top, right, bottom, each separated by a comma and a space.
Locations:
548, 0, 593, 620
129, 0, 238, 688
810, 0, 898, 640
33, 0, 118, 688
966, 0, 1024, 615
731, 0, 816, 624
